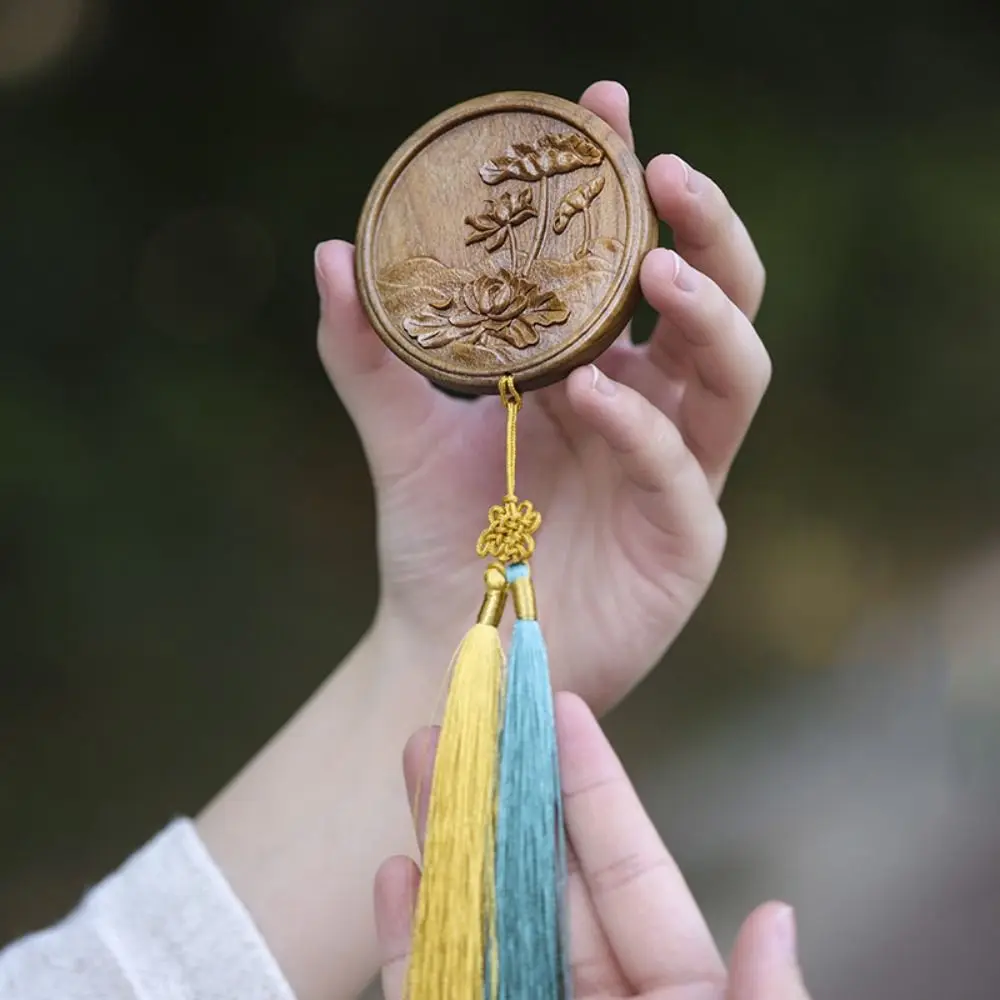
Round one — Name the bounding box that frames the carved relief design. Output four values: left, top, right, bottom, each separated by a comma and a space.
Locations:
377, 130, 624, 362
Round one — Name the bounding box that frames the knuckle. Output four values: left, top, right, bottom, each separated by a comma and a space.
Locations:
569, 954, 625, 996
562, 771, 619, 803
728, 301, 771, 403
708, 279, 736, 331
679, 504, 727, 585
700, 182, 735, 244
707, 506, 728, 562
753, 257, 767, 298
565, 851, 583, 878
745, 329, 772, 399
674, 272, 726, 347
755, 340, 773, 391
316, 320, 334, 370
686, 276, 732, 348
612, 395, 687, 488
656, 407, 688, 456
381, 951, 409, 972
740, 257, 767, 321
588, 849, 674, 897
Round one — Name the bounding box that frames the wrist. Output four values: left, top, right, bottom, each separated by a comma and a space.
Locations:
195, 620, 452, 1000
361, 600, 468, 704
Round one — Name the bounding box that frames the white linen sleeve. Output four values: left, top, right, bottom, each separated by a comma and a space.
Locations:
0, 818, 298, 1000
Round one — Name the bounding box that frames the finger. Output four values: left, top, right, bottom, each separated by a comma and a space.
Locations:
639, 247, 771, 491
579, 80, 633, 151
728, 903, 811, 1000
556, 692, 727, 994
564, 842, 632, 997
397, 720, 630, 998
578, 80, 636, 348
375, 855, 421, 1000
532, 352, 630, 456
646, 153, 765, 320
314, 240, 453, 483
565, 364, 726, 583
402, 726, 439, 856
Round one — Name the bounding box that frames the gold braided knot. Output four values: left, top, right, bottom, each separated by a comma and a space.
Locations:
476, 497, 541, 564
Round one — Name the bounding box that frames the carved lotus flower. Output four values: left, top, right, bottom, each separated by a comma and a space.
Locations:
465, 189, 537, 251
403, 269, 570, 350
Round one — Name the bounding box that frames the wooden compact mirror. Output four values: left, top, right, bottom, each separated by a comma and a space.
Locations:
354, 91, 657, 395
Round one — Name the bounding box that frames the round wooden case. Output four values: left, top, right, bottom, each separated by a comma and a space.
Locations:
354, 91, 657, 395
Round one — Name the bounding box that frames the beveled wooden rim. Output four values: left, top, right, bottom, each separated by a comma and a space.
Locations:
354, 91, 657, 395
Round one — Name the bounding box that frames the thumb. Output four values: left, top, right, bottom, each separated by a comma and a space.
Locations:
728, 902, 811, 1000
314, 239, 446, 482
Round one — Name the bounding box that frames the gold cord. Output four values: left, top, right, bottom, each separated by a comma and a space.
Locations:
499, 375, 520, 502
476, 375, 541, 565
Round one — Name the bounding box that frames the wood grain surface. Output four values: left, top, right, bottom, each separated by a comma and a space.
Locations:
355, 91, 657, 394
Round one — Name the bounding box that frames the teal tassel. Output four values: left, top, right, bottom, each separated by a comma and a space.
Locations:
495, 562, 569, 999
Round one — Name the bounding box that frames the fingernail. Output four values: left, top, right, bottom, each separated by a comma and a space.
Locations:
590, 364, 616, 396
669, 250, 697, 292
670, 153, 700, 193
774, 905, 798, 962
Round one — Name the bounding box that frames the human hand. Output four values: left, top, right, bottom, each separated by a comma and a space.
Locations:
375, 694, 811, 1000
315, 80, 769, 713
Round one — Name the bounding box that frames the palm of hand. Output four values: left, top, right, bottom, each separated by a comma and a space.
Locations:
318, 80, 767, 714
372, 367, 716, 713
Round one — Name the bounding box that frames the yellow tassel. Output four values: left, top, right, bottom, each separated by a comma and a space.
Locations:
404, 564, 507, 1000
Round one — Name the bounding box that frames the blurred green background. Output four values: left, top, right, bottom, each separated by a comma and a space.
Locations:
3, 2, 1000, 997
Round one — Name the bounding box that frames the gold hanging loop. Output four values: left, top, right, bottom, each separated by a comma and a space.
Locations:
475, 375, 541, 565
